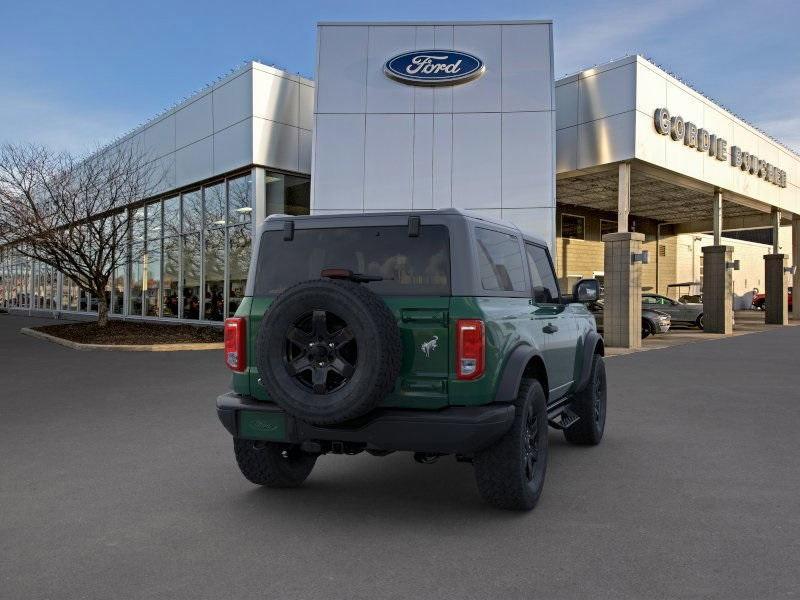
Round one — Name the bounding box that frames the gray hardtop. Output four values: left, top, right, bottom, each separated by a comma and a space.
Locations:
246, 208, 551, 298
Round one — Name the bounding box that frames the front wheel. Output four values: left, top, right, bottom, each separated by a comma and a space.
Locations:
641, 320, 652, 339
233, 439, 317, 487
564, 354, 607, 445
473, 379, 549, 511
696, 314, 704, 330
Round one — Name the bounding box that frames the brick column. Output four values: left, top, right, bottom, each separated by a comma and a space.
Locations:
601, 232, 644, 348
701, 246, 733, 334
764, 253, 788, 325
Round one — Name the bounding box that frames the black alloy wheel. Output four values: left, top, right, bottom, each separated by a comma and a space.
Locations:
285, 309, 357, 395
523, 409, 541, 482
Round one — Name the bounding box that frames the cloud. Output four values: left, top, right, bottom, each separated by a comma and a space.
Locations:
0, 88, 137, 154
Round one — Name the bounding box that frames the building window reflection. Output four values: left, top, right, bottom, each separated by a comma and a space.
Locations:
228, 225, 251, 316
266, 172, 311, 216
162, 236, 179, 318
182, 233, 201, 319
204, 227, 225, 321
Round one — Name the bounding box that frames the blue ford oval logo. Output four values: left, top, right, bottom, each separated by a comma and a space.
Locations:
384, 50, 485, 86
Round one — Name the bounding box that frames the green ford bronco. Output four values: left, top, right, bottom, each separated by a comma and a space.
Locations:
217, 209, 606, 510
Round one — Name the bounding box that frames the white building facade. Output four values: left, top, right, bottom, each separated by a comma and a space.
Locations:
0, 62, 313, 322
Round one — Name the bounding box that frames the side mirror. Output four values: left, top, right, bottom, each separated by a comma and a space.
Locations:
573, 279, 599, 303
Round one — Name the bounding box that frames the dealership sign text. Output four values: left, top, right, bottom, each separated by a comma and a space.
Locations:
654, 108, 787, 188
384, 50, 485, 86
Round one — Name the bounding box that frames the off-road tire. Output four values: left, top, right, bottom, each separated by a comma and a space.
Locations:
473, 379, 549, 511
233, 439, 317, 487
563, 354, 606, 445
256, 279, 401, 425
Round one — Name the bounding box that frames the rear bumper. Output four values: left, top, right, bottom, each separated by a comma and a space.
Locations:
216, 392, 516, 455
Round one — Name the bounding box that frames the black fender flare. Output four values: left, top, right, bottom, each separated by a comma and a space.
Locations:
493, 344, 545, 404
575, 331, 604, 393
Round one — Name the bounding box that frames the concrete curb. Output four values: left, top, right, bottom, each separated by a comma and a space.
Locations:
20, 327, 224, 352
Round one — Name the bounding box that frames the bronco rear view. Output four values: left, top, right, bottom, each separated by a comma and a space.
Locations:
217, 209, 607, 510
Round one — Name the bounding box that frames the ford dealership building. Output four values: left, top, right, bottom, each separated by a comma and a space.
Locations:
2, 20, 799, 347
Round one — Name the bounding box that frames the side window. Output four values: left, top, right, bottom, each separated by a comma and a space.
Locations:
642, 296, 657, 305
525, 243, 560, 304
475, 228, 527, 293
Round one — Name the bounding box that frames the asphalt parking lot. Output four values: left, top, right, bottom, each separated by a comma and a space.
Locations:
2, 313, 799, 600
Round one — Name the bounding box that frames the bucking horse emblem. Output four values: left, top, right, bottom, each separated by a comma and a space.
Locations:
420, 335, 439, 358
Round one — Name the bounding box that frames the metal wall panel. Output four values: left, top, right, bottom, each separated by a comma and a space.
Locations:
364, 114, 414, 210
452, 25, 502, 114
213, 72, 253, 131
431, 113, 453, 208
312, 114, 365, 210
175, 93, 213, 149
214, 118, 253, 175
175, 137, 213, 188
502, 112, 553, 209
299, 84, 314, 130
578, 62, 636, 124
144, 115, 175, 160
452, 113, 502, 209
555, 81, 578, 130
253, 117, 299, 173
577, 112, 636, 170
413, 114, 434, 209
556, 126, 578, 173
253, 70, 300, 127
366, 26, 415, 114
316, 26, 369, 114
502, 207, 555, 249
299, 129, 312, 174
502, 24, 552, 113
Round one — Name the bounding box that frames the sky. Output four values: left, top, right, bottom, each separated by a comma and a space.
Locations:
1, 0, 798, 155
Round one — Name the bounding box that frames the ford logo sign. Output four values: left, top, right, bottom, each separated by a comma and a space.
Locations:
384, 50, 485, 86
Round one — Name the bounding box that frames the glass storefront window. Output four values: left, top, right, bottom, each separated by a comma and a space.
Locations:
129, 243, 143, 316
112, 265, 124, 315
182, 233, 201, 319
69, 280, 79, 311
182, 189, 201, 233
163, 196, 180, 237
203, 227, 225, 321
228, 175, 252, 225
131, 207, 145, 243
144, 241, 161, 317
204, 182, 226, 228
146, 201, 162, 240
162, 236, 179, 318
266, 172, 310, 216
228, 225, 251, 317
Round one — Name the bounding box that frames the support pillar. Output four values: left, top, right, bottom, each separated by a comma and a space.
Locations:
712, 189, 723, 246
617, 163, 631, 233
764, 254, 788, 325
792, 216, 800, 321
701, 246, 734, 334
601, 232, 644, 348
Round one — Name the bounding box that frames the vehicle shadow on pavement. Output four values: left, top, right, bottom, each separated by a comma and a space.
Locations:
221, 432, 589, 524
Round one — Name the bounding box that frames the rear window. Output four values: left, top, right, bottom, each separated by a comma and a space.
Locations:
255, 225, 450, 296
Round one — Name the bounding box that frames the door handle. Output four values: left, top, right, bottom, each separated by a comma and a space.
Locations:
542, 323, 558, 334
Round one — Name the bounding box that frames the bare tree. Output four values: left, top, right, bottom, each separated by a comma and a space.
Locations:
0, 142, 163, 326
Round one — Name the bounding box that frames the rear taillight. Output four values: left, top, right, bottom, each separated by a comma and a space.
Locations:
456, 319, 485, 380
224, 317, 246, 372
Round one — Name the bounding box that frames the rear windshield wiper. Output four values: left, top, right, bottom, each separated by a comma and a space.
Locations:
321, 268, 383, 283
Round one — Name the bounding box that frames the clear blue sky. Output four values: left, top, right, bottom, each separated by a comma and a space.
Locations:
1, 0, 798, 154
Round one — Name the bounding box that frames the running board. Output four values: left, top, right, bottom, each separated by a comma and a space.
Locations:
546, 398, 580, 430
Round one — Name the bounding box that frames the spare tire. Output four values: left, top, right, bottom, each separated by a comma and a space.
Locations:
256, 279, 401, 425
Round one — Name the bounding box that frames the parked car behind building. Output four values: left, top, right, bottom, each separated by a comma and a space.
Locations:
642, 293, 704, 329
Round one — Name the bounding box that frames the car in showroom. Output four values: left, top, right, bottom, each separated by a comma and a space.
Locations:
217, 209, 608, 511
642, 293, 705, 329
587, 298, 671, 339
